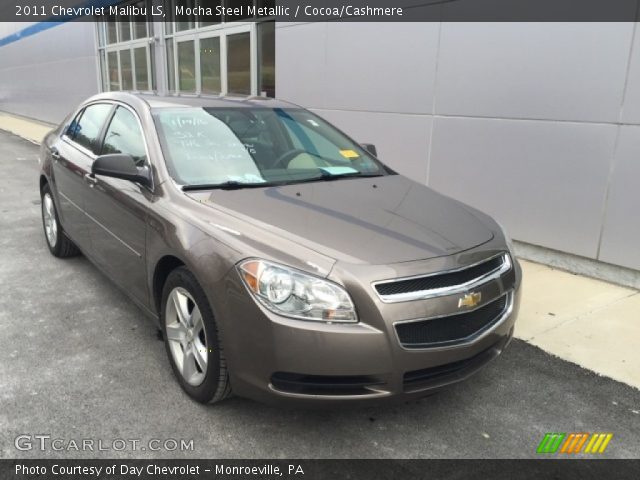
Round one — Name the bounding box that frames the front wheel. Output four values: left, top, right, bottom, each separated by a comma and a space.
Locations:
160, 267, 232, 404
41, 184, 79, 258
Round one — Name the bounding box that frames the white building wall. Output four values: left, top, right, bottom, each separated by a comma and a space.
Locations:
276, 22, 640, 271
0, 21, 99, 124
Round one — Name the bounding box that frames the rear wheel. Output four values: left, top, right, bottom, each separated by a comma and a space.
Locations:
41, 184, 79, 258
160, 267, 231, 404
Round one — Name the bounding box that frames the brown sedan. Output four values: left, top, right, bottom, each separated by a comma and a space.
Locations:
39, 92, 521, 406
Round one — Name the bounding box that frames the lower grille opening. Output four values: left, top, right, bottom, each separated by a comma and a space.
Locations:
403, 339, 505, 392
271, 372, 383, 396
395, 293, 510, 348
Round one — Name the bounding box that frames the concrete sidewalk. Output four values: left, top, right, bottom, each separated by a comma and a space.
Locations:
0, 111, 53, 144
1, 110, 638, 391
516, 261, 639, 389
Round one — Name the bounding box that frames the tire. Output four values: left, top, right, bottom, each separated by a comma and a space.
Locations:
41, 184, 80, 258
160, 267, 232, 404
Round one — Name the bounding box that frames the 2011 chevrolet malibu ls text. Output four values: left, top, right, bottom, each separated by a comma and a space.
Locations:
39, 92, 521, 406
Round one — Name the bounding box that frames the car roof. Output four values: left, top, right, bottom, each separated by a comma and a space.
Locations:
87, 91, 300, 110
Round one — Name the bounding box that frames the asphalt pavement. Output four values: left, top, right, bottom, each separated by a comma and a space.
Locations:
0, 131, 638, 459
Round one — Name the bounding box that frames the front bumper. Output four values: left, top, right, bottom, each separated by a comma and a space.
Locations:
217, 251, 522, 407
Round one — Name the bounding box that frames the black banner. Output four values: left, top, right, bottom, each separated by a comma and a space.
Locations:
2, 0, 640, 22
2, 459, 640, 480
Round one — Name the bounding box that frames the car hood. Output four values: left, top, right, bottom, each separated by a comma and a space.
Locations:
186, 175, 494, 265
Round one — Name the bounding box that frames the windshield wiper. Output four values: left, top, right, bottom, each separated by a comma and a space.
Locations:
280, 171, 384, 186
183, 172, 385, 190
182, 181, 270, 191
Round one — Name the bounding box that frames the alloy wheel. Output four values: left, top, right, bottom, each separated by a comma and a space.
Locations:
165, 287, 208, 386
42, 193, 58, 247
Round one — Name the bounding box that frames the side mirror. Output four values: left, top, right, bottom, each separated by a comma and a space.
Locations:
361, 143, 378, 157
92, 154, 152, 188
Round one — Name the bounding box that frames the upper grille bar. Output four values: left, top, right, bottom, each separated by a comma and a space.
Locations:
373, 252, 512, 303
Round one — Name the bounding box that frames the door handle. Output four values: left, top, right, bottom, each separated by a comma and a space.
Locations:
84, 173, 98, 186
51, 148, 61, 161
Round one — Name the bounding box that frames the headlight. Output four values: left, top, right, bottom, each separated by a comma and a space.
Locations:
237, 259, 357, 323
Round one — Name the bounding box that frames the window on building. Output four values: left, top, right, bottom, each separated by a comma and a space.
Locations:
107, 51, 120, 91
166, 41, 176, 91
175, 0, 196, 31
257, 21, 275, 97
96, 1, 275, 97
177, 40, 196, 92
118, 18, 132, 42
199, 1, 222, 27
200, 37, 222, 94
106, 19, 118, 44
98, 50, 108, 92
163, 0, 275, 97
120, 49, 134, 90
227, 32, 251, 95
97, 0, 155, 92
134, 47, 150, 91
133, 11, 148, 39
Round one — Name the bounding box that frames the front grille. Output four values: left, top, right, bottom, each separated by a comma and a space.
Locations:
375, 254, 506, 298
395, 293, 509, 348
270, 372, 383, 396
403, 337, 506, 392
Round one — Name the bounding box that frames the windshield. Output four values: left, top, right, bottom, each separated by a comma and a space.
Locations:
153, 107, 390, 188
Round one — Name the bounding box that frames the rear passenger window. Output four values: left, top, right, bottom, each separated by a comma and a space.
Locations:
66, 112, 83, 139
101, 106, 147, 166
70, 104, 113, 154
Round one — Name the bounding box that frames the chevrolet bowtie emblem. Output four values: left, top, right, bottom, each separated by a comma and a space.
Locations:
458, 292, 482, 309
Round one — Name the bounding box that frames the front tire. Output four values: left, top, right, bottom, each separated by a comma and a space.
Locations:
160, 267, 232, 404
41, 184, 79, 258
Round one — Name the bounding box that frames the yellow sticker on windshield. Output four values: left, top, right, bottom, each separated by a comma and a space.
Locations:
339, 149, 360, 159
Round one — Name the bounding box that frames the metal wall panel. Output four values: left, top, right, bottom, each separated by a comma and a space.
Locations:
436, 22, 634, 123
323, 22, 439, 114
275, 22, 328, 109
598, 126, 640, 270
0, 21, 99, 124
428, 116, 616, 258
621, 24, 640, 125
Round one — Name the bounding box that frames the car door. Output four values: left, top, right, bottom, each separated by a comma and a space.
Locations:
84, 105, 151, 306
52, 103, 114, 251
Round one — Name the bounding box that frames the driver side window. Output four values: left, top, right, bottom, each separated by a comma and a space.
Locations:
101, 106, 147, 167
